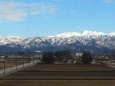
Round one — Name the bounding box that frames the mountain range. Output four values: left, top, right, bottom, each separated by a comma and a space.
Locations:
0, 30, 115, 54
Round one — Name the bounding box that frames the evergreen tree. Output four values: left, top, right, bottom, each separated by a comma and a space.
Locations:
54, 50, 71, 61
42, 52, 54, 64
81, 52, 92, 64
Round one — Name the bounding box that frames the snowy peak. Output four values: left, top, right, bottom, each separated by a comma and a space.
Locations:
54, 30, 106, 38
55, 32, 81, 38
82, 30, 105, 36
0, 36, 22, 45
7, 36, 21, 41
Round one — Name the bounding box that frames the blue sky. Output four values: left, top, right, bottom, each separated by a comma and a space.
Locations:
0, 0, 115, 38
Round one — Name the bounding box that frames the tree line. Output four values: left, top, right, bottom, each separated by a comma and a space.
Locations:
42, 50, 72, 64
42, 50, 93, 64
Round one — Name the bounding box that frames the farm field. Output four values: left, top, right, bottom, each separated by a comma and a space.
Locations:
0, 64, 115, 86
0, 62, 23, 69
0, 59, 33, 69
0, 80, 115, 86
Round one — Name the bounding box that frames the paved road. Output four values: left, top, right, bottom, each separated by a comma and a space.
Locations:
0, 60, 38, 78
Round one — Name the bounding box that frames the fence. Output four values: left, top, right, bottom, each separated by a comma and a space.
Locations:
0, 56, 39, 78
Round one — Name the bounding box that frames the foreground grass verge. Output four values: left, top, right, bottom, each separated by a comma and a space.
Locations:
0, 80, 115, 86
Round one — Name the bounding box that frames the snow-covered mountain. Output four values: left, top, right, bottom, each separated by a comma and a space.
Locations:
0, 36, 22, 45
0, 30, 115, 54
54, 30, 106, 38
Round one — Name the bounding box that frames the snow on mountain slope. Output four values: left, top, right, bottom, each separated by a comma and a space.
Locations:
6, 36, 22, 42
108, 32, 115, 36
0, 36, 22, 45
20, 30, 115, 50
82, 30, 105, 36
0, 30, 115, 46
55, 32, 81, 38
54, 30, 105, 38
0, 30, 115, 53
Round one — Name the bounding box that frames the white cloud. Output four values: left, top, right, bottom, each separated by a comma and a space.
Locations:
0, 1, 58, 22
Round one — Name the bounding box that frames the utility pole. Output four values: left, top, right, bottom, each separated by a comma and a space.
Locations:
33, 55, 34, 64
29, 55, 31, 66
16, 56, 17, 70
23, 55, 24, 68
4, 56, 6, 76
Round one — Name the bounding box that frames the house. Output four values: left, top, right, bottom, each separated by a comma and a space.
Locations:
95, 55, 111, 64
33, 51, 43, 63
72, 52, 83, 64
